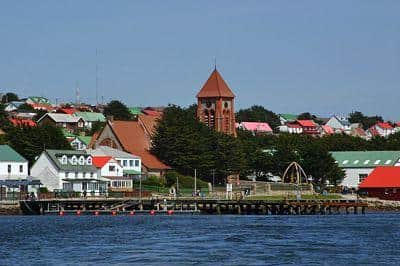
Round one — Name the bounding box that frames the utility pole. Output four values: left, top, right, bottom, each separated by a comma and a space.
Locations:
212, 169, 215, 190
176, 175, 179, 197
194, 169, 197, 198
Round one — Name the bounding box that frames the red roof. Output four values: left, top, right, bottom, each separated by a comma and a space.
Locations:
321, 125, 334, 134
92, 156, 112, 168
240, 122, 272, 132
359, 167, 400, 188
108, 116, 170, 170
29, 103, 53, 111
287, 123, 302, 128
376, 122, 393, 130
9, 118, 36, 127
58, 108, 77, 115
368, 127, 380, 137
196, 69, 235, 98
395, 122, 400, 127
142, 109, 162, 116
297, 120, 316, 127
353, 127, 367, 137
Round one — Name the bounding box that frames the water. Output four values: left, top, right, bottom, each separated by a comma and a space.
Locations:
0, 213, 399, 265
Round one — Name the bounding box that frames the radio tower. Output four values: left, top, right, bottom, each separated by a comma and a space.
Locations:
76, 82, 80, 106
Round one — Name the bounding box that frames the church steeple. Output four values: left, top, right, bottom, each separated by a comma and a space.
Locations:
196, 69, 237, 137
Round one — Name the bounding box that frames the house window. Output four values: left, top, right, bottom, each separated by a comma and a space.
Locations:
65, 172, 69, 178
129, 160, 134, 167
342, 160, 349, 165
75, 172, 78, 178
71, 156, 78, 165
82, 182, 87, 191
353, 160, 359, 164
374, 160, 381, 165
62, 183, 73, 191
135, 160, 139, 167
19, 165, 23, 173
90, 172, 94, 178
393, 188, 397, 193
359, 174, 368, 184
7, 164, 11, 173
78, 156, 85, 165
364, 160, 370, 165
123, 160, 127, 167
385, 160, 392, 165
86, 157, 92, 165
61, 155, 68, 164
109, 165, 116, 172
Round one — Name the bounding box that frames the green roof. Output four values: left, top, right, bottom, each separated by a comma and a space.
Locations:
74, 112, 105, 122
77, 136, 92, 145
45, 149, 97, 172
0, 145, 27, 162
129, 107, 142, 115
331, 151, 400, 168
62, 129, 76, 138
123, 169, 141, 175
27, 96, 50, 104
280, 114, 298, 121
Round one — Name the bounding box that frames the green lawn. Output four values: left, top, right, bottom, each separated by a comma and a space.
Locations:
246, 194, 342, 201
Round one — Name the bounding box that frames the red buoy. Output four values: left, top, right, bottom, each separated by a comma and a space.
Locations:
150, 210, 155, 215
94, 211, 99, 216
59, 211, 64, 216
112, 211, 117, 216
76, 210, 81, 216
129, 211, 135, 216
167, 210, 174, 215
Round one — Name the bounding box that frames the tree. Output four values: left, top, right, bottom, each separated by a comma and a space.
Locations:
1, 92, 19, 103
5, 124, 71, 164
17, 103, 35, 112
236, 105, 281, 130
348, 111, 383, 129
297, 112, 314, 120
103, 100, 133, 121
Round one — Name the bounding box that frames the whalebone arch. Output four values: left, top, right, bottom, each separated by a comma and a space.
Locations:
281, 162, 309, 185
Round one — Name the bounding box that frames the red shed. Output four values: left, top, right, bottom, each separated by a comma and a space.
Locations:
359, 167, 400, 200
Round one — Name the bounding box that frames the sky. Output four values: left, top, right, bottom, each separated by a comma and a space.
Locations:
0, 1, 399, 120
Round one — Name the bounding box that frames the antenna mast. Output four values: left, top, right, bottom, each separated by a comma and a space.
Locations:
96, 49, 99, 105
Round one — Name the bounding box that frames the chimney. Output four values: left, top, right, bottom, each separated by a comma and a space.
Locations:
107, 115, 114, 123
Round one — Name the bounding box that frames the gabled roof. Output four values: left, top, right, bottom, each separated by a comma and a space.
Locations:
332, 115, 350, 126
0, 145, 27, 162
279, 114, 298, 121
239, 122, 272, 132
376, 122, 393, 130
297, 120, 316, 127
58, 108, 77, 115
129, 107, 142, 115
331, 151, 400, 168
38, 113, 84, 123
105, 119, 170, 170
87, 146, 139, 159
76, 136, 92, 146
27, 96, 50, 104
359, 167, 400, 188
321, 125, 334, 134
92, 156, 112, 168
44, 149, 97, 172
196, 69, 235, 98
368, 127, 380, 137
352, 127, 367, 137
74, 112, 105, 122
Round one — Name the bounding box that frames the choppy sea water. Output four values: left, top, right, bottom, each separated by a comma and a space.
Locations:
0, 213, 399, 265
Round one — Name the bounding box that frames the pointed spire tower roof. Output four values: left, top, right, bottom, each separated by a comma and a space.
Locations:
196, 69, 235, 98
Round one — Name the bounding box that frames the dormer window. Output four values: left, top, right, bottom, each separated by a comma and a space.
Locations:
78, 156, 85, 165
71, 156, 78, 165
61, 155, 68, 165
86, 157, 92, 165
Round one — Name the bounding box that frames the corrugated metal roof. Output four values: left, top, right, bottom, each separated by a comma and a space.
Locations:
331, 151, 400, 168
74, 112, 105, 122
45, 149, 97, 172
279, 114, 298, 121
0, 145, 27, 162
359, 167, 400, 188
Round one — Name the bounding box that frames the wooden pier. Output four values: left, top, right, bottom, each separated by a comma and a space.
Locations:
19, 198, 368, 215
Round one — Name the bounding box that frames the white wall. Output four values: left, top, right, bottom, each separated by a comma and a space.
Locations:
30, 153, 59, 191
100, 161, 123, 177
0, 161, 28, 180
115, 157, 141, 173
340, 168, 373, 188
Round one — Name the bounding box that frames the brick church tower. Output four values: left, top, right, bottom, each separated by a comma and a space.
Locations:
196, 68, 237, 137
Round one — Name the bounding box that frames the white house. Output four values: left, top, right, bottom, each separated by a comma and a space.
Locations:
0, 145, 28, 180
70, 136, 92, 151
331, 151, 400, 188
325, 115, 351, 134
88, 146, 142, 191
30, 149, 108, 195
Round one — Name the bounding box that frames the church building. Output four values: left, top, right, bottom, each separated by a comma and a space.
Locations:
196, 69, 237, 136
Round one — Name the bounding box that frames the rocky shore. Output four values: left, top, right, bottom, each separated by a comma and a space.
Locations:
362, 198, 400, 212
0, 203, 22, 215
